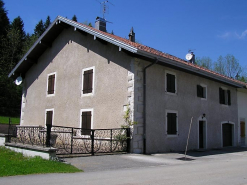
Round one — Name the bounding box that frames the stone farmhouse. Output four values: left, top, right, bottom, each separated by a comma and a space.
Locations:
9, 16, 247, 153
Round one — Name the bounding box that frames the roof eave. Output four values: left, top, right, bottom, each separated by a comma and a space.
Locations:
137, 50, 244, 88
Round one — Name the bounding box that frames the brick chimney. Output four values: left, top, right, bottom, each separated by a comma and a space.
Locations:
95, 17, 106, 32
129, 27, 135, 42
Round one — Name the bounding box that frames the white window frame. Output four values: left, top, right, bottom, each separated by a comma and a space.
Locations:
165, 110, 178, 137
79, 108, 94, 130
81, 66, 95, 97
45, 108, 54, 127
165, 70, 177, 95
46, 72, 56, 97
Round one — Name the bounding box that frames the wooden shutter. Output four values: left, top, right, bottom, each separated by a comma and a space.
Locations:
227, 90, 231, 105
48, 74, 55, 94
83, 69, 93, 94
81, 111, 91, 135
167, 74, 175, 93
219, 88, 225, 104
167, 113, 177, 135
46, 111, 53, 126
197, 85, 203, 98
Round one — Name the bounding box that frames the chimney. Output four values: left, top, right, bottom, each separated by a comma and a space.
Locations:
190, 52, 195, 64
129, 27, 135, 42
95, 17, 106, 32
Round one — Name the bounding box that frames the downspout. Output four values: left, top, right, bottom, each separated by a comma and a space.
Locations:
143, 58, 158, 154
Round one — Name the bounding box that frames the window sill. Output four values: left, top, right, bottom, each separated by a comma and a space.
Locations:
47, 94, 55, 97
81, 93, 94, 97
166, 134, 178, 138
165, 92, 177, 96
220, 104, 230, 107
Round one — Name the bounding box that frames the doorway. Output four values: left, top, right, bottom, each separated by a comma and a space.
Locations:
240, 121, 245, 146
222, 123, 233, 147
199, 121, 206, 149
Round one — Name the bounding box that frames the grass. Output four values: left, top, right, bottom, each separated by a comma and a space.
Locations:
0, 116, 20, 124
0, 146, 82, 177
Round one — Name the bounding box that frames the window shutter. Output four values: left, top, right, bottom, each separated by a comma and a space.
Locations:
219, 88, 224, 104
227, 90, 231, 105
167, 113, 177, 135
167, 74, 175, 93
81, 111, 91, 135
83, 69, 93, 94
46, 111, 53, 126
197, 85, 203, 98
48, 74, 55, 94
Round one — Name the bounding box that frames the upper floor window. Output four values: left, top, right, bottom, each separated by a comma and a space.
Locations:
82, 67, 95, 96
47, 72, 56, 96
165, 71, 177, 94
197, 84, 207, 99
219, 87, 231, 105
166, 110, 178, 136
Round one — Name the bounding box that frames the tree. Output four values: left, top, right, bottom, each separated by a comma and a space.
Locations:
34, 20, 45, 37
214, 55, 226, 76
225, 54, 241, 78
44, 16, 51, 30
0, 0, 9, 38
195, 57, 213, 70
72, 15, 77, 22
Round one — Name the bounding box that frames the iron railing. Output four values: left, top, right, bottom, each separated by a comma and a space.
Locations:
7, 125, 130, 155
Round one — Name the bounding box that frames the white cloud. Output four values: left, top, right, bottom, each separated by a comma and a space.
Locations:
218, 30, 247, 40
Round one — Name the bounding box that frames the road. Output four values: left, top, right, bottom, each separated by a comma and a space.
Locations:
1, 149, 247, 185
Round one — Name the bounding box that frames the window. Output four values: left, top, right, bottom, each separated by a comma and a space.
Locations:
165, 71, 176, 94
47, 73, 56, 96
166, 111, 178, 135
82, 67, 95, 95
45, 109, 54, 126
197, 84, 207, 99
81, 109, 93, 135
219, 87, 231, 105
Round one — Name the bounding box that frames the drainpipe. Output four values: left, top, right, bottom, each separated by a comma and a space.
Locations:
143, 58, 158, 154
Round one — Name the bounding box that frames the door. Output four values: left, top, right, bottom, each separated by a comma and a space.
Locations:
240, 121, 245, 146
222, 123, 233, 147
199, 121, 204, 148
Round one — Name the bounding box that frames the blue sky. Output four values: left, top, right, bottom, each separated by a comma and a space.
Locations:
4, 0, 247, 69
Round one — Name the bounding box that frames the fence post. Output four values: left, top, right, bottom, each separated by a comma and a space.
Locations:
7, 118, 11, 142
71, 128, 73, 154
91, 130, 95, 156
46, 124, 51, 147
126, 128, 131, 153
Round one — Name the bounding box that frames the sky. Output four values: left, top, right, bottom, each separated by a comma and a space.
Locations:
3, 0, 247, 69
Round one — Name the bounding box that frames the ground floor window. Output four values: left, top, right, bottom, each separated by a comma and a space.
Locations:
45, 109, 54, 126
166, 110, 178, 135
81, 109, 93, 135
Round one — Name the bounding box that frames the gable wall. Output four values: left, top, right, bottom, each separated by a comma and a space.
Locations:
237, 89, 247, 145
144, 63, 238, 153
21, 27, 132, 129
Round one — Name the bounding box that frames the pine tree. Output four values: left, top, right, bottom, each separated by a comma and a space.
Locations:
72, 15, 77, 22
34, 20, 45, 37
44, 16, 51, 29
0, 0, 9, 38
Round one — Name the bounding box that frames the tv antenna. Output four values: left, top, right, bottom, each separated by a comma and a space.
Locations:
96, 0, 114, 19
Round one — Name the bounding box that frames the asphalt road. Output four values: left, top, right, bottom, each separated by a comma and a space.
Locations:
1, 148, 247, 185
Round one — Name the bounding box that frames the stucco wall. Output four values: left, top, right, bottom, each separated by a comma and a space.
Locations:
237, 89, 247, 145
145, 64, 238, 153
21, 27, 131, 129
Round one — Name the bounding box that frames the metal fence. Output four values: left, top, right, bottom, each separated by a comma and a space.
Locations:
8, 125, 130, 155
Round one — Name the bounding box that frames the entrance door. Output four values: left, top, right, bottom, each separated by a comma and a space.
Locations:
240, 121, 245, 146
199, 121, 205, 149
222, 123, 233, 147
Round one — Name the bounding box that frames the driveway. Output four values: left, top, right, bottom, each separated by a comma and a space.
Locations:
62, 147, 247, 172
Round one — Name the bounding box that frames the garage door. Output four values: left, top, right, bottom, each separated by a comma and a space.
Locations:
222, 123, 233, 147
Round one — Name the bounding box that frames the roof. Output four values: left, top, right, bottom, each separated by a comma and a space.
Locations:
8, 16, 247, 88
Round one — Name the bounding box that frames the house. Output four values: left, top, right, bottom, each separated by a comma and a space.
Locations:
8, 16, 247, 154
237, 88, 247, 146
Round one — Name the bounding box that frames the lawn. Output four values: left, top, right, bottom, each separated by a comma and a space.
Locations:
0, 116, 20, 124
0, 147, 82, 177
